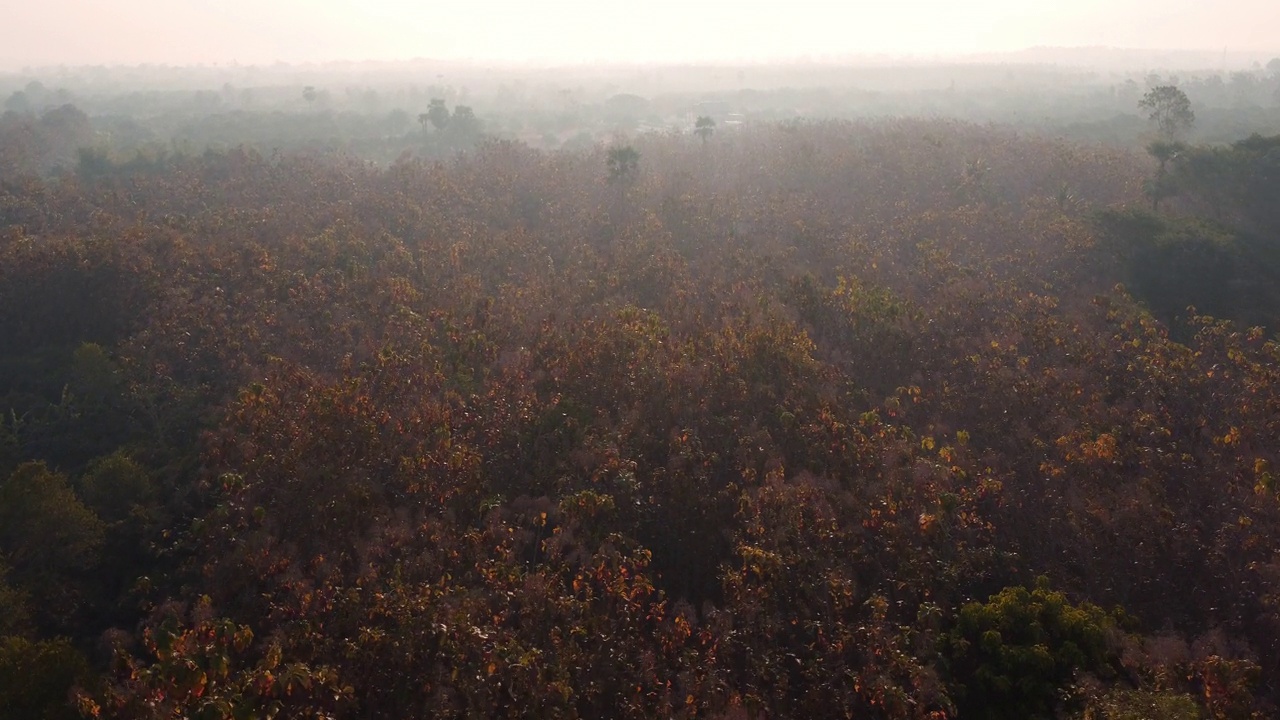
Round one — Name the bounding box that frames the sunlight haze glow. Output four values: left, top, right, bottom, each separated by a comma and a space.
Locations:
4, 0, 1279, 69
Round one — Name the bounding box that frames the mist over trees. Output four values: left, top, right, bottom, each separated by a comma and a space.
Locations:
2, 48, 1280, 719
2, 54, 1280, 171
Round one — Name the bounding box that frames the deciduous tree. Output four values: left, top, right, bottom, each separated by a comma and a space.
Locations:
1140, 85, 1195, 140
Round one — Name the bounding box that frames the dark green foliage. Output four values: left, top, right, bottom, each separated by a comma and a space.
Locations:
0, 343, 137, 476
942, 579, 1123, 720
0, 463, 104, 633
425, 97, 450, 130
1102, 133, 1280, 333
0, 636, 93, 720
0, 562, 31, 637
695, 115, 715, 142
1169, 133, 1280, 236
1143, 140, 1186, 210
0, 463, 104, 576
606, 144, 640, 183
449, 105, 481, 139
0, 415, 16, 478
1095, 208, 1280, 330
77, 451, 153, 525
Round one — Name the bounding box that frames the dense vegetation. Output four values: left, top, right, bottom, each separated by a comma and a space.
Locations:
2, 114, 1280, 718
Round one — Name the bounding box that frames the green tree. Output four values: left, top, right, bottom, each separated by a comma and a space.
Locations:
425, 98, 451, 131
77, 451, 153, 525
0, 636, 94, 720
448, 105, 482, 142
1145, 139, 1186, 211
694, 115, 715, 143
0, 462, 103, 576
941, 578, 1125, 720
606, 145, 640, 184
0, 462, 104, 630
1140, 85, 1195, 141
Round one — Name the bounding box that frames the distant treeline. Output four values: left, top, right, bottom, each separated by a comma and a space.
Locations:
2, 59, 1279, 163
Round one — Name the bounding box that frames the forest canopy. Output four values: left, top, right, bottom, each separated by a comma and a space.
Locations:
1, 64, 1280, 718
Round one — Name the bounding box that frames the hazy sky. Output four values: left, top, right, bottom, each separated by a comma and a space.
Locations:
3, 0, 1278, 69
